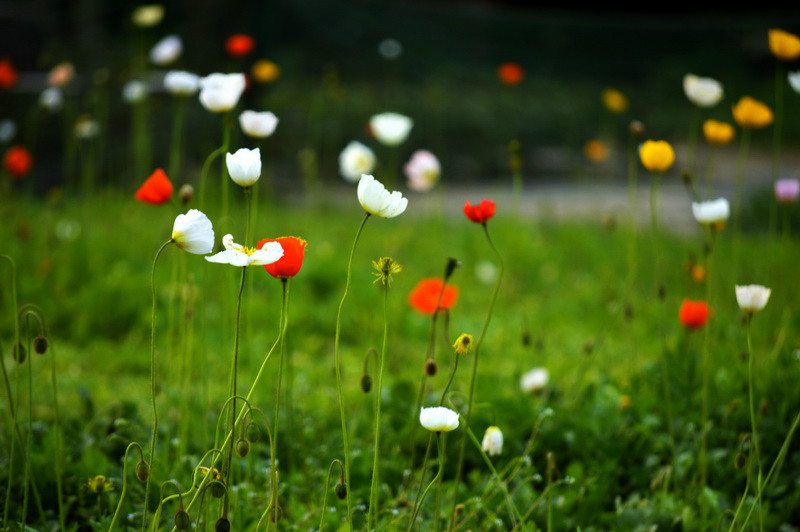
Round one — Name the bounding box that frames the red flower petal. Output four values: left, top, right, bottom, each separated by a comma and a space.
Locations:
257, 236, 307, 278
225, 34, 255, 57
3, 145, 32, 178
679, 299, 710, 329
408, 278, 459, 315
135, 168, 173, 205
463, 198, 496, 223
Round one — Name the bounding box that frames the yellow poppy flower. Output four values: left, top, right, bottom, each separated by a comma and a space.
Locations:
768, 29, 800, 61
732, 97, 773, 129
702, 119, 735, 145
638, 140, 675, 173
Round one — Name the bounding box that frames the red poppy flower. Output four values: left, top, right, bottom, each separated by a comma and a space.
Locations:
0, 58, 18, 90
497, 62, 524, 86
408, 278, 459, 315
135, 168, 173, 205
3, 145, 32, 178
464, 199, 496, 224
679, 299, 710, 329
257, 236, 307, 278
225, 34, 255, 57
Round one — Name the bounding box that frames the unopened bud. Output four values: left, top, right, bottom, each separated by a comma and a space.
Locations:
135, 460, 150, 482
657, 284, 666, 301
454, 504, 465, 517
444, 258, 460, 281
424, 359, 437, 377
681, 169, 693, 187
33, 336, 48, 354
361, 374, 372, 393
521, 331, 531, 346
13, 343, 26, 364
269, 506, 283, 523
178, 184, 194, 204
582, 340, 595, 356
245, 423, 260, 442
759, 399, 768, 417
334, 481, 347, 500
209, 481, 226, 499
734, 453, 747, 470
236, 438, 250, 458
215, 517, 231, 532
629, 120, 645, 139
174, 509, 191, 530
624, 303, 634, 321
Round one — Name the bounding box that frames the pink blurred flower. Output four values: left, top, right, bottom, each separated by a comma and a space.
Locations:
775, 178, 800, 204
404, 150, 440, 192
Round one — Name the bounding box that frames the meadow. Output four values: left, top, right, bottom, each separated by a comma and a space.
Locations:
3, 4, 800, 532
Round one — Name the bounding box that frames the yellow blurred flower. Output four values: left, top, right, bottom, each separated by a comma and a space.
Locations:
638, 140, 675, 173
702, 119, 735, 145
251, 60, 281, 84
86, 475, 114, 494
732, 96, 773, 129
131, 4, 164, 27
602, 88, 628, 114
619, 395, 632, 410
583, 139, 610, 163
768, 29, 800, 61
691, 264, 706, 284
453, 333, 474, 355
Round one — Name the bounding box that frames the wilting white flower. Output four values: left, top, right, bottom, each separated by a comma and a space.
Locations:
369, 112, 413, 146
735, 285, 771, 314
419, 407, 459, 432
205, 234, 283, 267
164, 71, 200, 96
74, 116, 100, 139
123, 80, 148, 103
683, 74, 724, 108
691, 198, 730, 226
520, 367, 549, 393
357, 174, 407, 218
238, 110, 278, 138
0, 119, 16, 143
339, 141, 376, 182
482, 426, 503, 456
39, 87, 63, 112
132, 4, 164, 27
226, 148, 261, 187
198, 73, 246, 113
172, 209, 214, 255
404, 150, 441, 192
789, 71, 800, 94
150, 35, 182, 66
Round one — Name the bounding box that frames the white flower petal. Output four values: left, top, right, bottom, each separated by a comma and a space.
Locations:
172, 209, 214, 255
419, 406, 459, 432
249, 242, 284, 265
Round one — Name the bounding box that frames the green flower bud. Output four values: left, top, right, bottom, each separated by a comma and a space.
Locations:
245, 423, 260, 442
33, 336, 48, 354
215, 517, 231, 532
174, 509, 191, 530
334, 481, 347, 500
135, 461, 150, 483
236, 438, 250, 458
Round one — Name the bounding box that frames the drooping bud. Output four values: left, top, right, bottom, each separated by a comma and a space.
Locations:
424, 359, 437, 377
174, 509, 191, 530
444, 257, 460, 281
13, 343, 26, 363
245, 423, 260, 442
215, 517, 231, 532
209, 481, 226, 499
33, 336, 48, 354
361, 374, 372, 393
734, 453, 747, 470
334, 481, 347, 500
236, 438, 250, 458
135, 460, 150, 482
178, 184, 194, 204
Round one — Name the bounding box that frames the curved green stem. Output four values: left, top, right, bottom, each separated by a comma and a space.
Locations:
318, 459, 346, 531
269, 277, 290, 526
409, 433, 444, 531
109, 442, 146, 531
369, 281, 390, 529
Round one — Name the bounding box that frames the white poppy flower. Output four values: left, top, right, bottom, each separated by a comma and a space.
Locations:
735, 285, 771, 313
369, 112, 413, 146
40, 87, 63, 112
419, 407, 459, 432
482, 426, 503, 456
789, 71, 800, 94
339, 141, 376, 182
404, 150, 441, 192
74, 117, 100, 139
172, 209, 214, 255
198, 73, 246, 113
164, 71, 200, 96
239, 110, 278, 138
520, 367, 549, 393
205, 234, 283, 267
131, 4, 163, 27
0, 119, 16, 142
691, 198, 730, 226
357, 174, 407, 218
683, 74, 724, 108
123, 80, 148, 103
226, 148, 261, 187
150, 35, 182, 66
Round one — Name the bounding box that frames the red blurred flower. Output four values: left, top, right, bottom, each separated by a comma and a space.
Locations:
0, 58, 18, 90
464, 199, 496, 224
3, 146, 32, 178
257, 236, 306, 278
135, 168, 173, 205
225, 34, 255, 57
679, 299, 710, 329
497, 62, 524, 86
408, 278, 459, 315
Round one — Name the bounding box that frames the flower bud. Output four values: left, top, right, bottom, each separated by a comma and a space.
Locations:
361, 374, 372, 393
734, 453, 747, 470
424, 359, 437, 377
245, 423, 260, 442
13, 343, 26, 364
135, 460, 150, 482
629, 120, 645, 139
444, 257, 460, 280
624, 303, 634, 321
174, 509, 191, 530
657, 284, 666, 301
681, 169, 693, 187
236, 438, 250, 458
215, 517, 231, 532
334, 481, 347, 500
33, 336, 48, 354
209, 481, 226, 499
454, 504, 465, 517
178, 184, 194, 204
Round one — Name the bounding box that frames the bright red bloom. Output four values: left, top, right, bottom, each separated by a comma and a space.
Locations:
225, 34, 255, 57
679, 299, 710, 329
0, 58, 18, 90
257, 236, 307, 278
408, 278, 459, 315
497, 62, 524, 86
3, 146, 32, 178
135, 168, 173, 205
463, 199, 496, 224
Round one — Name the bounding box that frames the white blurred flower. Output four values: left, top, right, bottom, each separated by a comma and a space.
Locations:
378, 38, 402, 60
369, 112, 413, 146
357, 174, 407, 217
198, 73, 246, 113
132, 4, 164, 27
238, 110, 278, 138
683, 74, 723, 108
789, 71, 800, 94
419, 407, 459, 432
39, 87, 63, 112
226, 148, 261, 187
691, 198, 729, 226
0, 119, 16, 143
172, 209, 214, 255
339, 141, 376, 182
476, 260, 498, 285
123, 80, 148, 103
205, 234, 283, 267
164, 71, 200, 96
404, 150, 441, 192
520, 367, 549, 393
481, 426, 503, 456
74, 116, 100, 139
150, 35, 182, 66
735, 285, 771, 314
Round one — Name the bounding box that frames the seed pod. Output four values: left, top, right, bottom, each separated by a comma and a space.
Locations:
245, 423, 260, 442
209, 481, 226, 499
174, 509, 191, 530
13, 343, 26, 364
33, 336, 48, 354
135, 460, 150, 482
424, 360, 437, 376
334, 481, 347, 500
236, 438, 250, 458
361, 374, 372, 393
215, 517, 231, 532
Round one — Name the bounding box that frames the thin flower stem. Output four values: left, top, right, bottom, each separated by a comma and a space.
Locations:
142, 239, 173, 532
770, 61, 784, 238
1, 254, 20, 528
199, 145, 226, 211
168, 97, 187, 180
269, 278, 290, 524
733, 128, 751, 237
221, 114, 231, 226
409, 433, 444, 531
746, 318, 764, 532
369, 281, 390, 529
705, 147, 718, 199
699, 226, 714, 520
21, 317, 32, 527
333, 211, 371, 526
440, 356, 459, 407
450, 222, 504, 530
318, 460, 345, 532
109, 442, 146, 531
